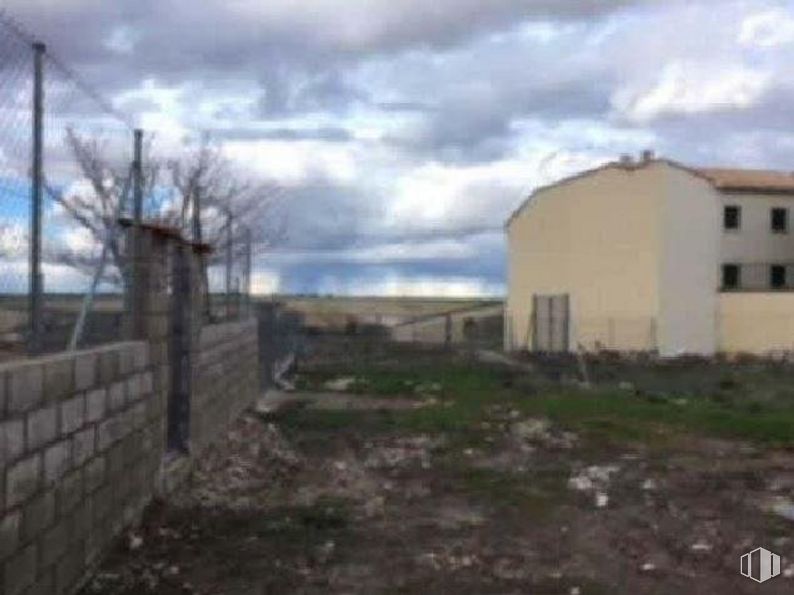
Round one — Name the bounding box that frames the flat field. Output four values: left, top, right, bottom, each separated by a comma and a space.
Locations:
83, 339, 794, 594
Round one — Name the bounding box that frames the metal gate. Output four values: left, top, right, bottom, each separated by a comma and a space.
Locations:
168, 247, 192, 452
532, 294, 570, 353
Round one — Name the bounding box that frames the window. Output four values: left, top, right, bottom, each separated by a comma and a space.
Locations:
772, 208, 788, 233
771, 265, 787, 289
722, 264, 740, 290
724, 205, 741, 230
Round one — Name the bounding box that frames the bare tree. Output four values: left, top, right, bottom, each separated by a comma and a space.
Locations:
167, 136, 286, 255
48, 130, 285, 308
45, 128, 158, 287
167, 136, 286, 314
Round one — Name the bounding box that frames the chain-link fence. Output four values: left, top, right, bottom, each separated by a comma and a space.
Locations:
0, 14, 254, 358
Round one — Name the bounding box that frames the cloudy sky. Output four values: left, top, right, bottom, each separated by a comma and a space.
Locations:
5, 0, 794, 296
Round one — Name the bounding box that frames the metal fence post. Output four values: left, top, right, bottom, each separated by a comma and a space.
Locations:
29, 41, 45, 354
126, 128, 143, 339
245, 226, 252, 316
225, 209, 233, 319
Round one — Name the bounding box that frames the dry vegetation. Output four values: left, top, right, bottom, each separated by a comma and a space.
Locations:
83, 340, 794, 594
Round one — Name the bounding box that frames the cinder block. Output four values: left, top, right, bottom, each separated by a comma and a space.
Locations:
85, 456, 105, 493
26, 405, 57, 451
118, 345, 135, 376
23, 569, 55, 595
0, 419, 24, 466
39, 517, 69, 567
91, 484, 112, 524
44, 440, 71, 484
132, 402, 147, 430
132, 343, 150, 371
72, 427, 95, 468
0, 511, 20, 560
97, 416, 123, 452
8, 364, 43, 414
74, 352, 97, 392
55, 543, 85, 594
86, 388, 107, 423
0, 370, 6, 416
84, 515, 107, 567
108, 381, 126, 412
127, 373, 143, 402
57, 469, 83, 514
6, 453, 41, 507
66, 497, 91, 544
60, 395, 85, 436
4, 542, 36, 595
43, 357, 73, 403
141, 371, 154, 395
106, 443, 126, 478
21, 490, 55, 540
97, 348, 119, 385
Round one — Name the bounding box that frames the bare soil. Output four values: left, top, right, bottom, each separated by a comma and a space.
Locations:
82, 345, 794, 594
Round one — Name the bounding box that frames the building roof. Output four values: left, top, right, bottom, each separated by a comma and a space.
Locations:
506, 157, 794, 229
695, 168, 794, 193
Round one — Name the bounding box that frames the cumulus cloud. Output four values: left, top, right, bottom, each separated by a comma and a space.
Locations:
612, 62, 772, 123
3, 0, 794, 296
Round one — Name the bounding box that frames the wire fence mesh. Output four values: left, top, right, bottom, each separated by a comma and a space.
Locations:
0, 13, 254, 358
0, 17, 35, 359
39, 50, 135, 352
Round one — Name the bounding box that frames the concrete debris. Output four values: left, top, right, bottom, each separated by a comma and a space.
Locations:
595, 492, 609, 508
128, 533, 143, 551
690, 542, 712, 552
323, 377, 359, 391
510, 418, 578, 450
641, 479, 657, 491
772, 499, 794, 522
568, 475, 595, 492
414, 382, 442, 395
511, 418, 551, 441
569, 465, 620, 508
364, 436, 441, 470
417, 551, 481, 572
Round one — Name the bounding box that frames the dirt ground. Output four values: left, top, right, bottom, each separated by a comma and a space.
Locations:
82, 342, 794, 594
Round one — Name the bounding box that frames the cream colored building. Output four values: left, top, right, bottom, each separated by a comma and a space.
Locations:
505, 154, 794, 356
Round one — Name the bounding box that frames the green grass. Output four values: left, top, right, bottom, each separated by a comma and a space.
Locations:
455, 467, 569, 516
516, 389, 794, 446
296, 350, 794, 447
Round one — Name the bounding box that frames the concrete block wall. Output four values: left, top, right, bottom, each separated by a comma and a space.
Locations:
0, 342, 163, 595
0, 224, 265, 595
191, 319, 259, 453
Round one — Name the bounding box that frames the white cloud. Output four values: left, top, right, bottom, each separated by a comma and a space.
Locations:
612, 62, 771, 123
251, 270, 281, 295
315, 273, 504, 298
740, 9, 794, 48
223, 140, 359, 185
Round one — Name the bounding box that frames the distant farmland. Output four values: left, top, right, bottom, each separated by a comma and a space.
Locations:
272, 295, 503, 331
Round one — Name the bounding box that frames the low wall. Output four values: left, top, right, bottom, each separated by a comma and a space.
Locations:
392, 305, 503, 347
192, 320, 260, 453
718, 293, 794, 354
0, 321, 261, 595
0, 342, 162, 595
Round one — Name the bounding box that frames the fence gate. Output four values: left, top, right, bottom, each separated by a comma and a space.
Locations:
168, 247, 192, 452
532, 294, 570, 353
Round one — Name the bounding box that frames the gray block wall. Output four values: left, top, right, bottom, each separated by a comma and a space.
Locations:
0, 342, 163, 595
191, 320, 260, 453
0, 224, 264, 595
